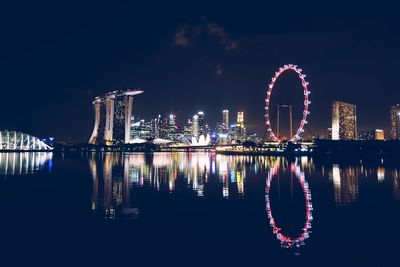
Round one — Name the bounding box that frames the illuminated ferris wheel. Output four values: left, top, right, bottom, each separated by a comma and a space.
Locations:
265, 64, 311, 142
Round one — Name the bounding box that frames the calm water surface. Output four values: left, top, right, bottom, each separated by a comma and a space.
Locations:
1, 152, 400, 266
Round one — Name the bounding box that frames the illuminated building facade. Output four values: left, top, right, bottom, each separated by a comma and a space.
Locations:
89, 89, 143, 145
358, 129, 385, 140
235, 111, 246, 141
390, 104, 400, 139
192, 114, 199, 138
197, 111, 206, 136
375, 129, 385, 140
237, 111, 244, 128
183, 119, 193, 140
223, 110, 229, 130
331, 101, 357, 140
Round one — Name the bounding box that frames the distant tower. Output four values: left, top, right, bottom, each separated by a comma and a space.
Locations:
331, 101, 357, 140
223, 110, 229, 130
237, 111, 244, 129
168, 114, 176, 127
89, 89, 144, 145
236, 111, 246, 141
151, 115, 161, 139
197, 111, 205, 136
192, 114, 199, 138
390, 104, 400, 139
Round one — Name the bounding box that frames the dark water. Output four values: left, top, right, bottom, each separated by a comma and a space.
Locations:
1, 152, 400, 266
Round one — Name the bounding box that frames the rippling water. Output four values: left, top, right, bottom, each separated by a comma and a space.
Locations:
1, 152, 400, 266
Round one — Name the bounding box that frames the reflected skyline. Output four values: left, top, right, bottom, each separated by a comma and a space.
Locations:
87, 152, 400, 241
2, 151, 400, 260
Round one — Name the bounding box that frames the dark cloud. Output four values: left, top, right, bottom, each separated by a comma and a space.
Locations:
215, 64, 224, 76
173, 26, 190, 47
173, 19, 238, 51
206, 21, 238, 51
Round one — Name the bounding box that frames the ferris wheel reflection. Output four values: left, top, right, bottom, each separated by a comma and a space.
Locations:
265, 159, 313, 249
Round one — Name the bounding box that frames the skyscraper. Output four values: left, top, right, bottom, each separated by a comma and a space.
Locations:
331, 101, 357, 140
183, 119, 193, 140
168, 114, 176, 127
390, 104, 400, 139
237, 111, 244, 129
223, 110, 229, 130
197, 111, 205, 136
192, 114, 199, 138
236, 111, 246, 141
89, 89, 143, 145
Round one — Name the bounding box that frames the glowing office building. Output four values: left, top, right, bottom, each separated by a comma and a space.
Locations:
390, 104, 400, 140
331, 101, 357, 140
237, 111, 244, 129
223, 110, 229, 130
235, 111, 246, 141
89, 89, 143, 145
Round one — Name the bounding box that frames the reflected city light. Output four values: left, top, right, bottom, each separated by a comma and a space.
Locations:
265, 159, 313, 249
87, 152, 398, 250
330, 164, 359, 205
89, 152, 276, 219
377, 167, 385, 182
0, 152, 53, 176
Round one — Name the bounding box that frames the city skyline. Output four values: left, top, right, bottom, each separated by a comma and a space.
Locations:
2, 2, 400, 142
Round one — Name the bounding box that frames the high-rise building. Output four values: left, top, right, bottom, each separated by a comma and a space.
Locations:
223, 110, 229, 130
151, 115, 162, 139
197, 111, 205, 136
166, 114, 181, 142
237, 111, 244, 129
168, 114, 176, 127
183, 119, 193, 140
89, 89, 143, 145
390, 104, 400, 139
192, 114, 199, 138
234, 111, 246, 141
331, 101, 357, 140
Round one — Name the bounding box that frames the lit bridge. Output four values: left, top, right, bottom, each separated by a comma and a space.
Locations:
0, 131, 53, 151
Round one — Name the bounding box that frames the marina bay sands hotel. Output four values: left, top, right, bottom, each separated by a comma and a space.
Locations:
89, 89, 143, 145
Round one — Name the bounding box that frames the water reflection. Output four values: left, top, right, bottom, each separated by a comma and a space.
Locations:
89, 153, 277, 219
0, 152, 53, 176
90, 153, 139, 220
329, 164, 359, 206
265, 158, 313, 249
88, 152, 400, 251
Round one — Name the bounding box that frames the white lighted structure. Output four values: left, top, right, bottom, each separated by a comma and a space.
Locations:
89, 89, 143, 145
0, 131, 53, 151
265, 64, 311, 142
190, 134, 211, 146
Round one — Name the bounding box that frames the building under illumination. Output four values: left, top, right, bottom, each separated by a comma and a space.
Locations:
89, 89, 143, 145
358, 129, 384, 140
390, 104, 400, 139
331, 101, 357, 140
235, 111, 246, 141
192, 114, 199, 138
223, 110, 229, 130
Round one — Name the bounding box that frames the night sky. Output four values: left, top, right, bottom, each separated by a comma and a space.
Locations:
1, 2, 400, 142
